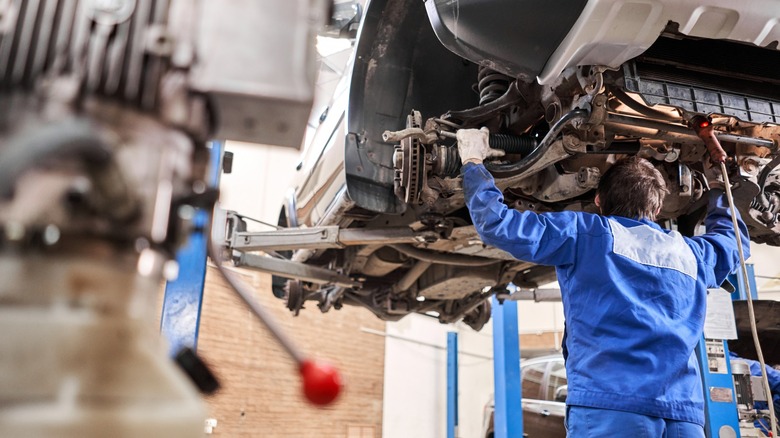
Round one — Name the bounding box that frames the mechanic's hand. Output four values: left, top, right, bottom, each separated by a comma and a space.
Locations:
457, 127, 505, 165
703, 161, 726, 191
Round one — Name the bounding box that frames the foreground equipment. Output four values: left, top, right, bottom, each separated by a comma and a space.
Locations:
0, 0, 335, 435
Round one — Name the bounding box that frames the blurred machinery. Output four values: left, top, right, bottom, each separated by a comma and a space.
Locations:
0, 0, 328, 435
731, 358, 777, 437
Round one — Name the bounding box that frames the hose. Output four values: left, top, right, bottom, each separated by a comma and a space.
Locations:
721, 163, 777, 437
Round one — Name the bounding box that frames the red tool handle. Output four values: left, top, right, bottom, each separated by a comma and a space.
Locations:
690, 115, 727, 164
300, 360, 343, 406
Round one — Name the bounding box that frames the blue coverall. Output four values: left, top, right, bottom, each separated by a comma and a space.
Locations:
462, 162, 750, 436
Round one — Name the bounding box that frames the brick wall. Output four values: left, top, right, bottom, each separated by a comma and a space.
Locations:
189, 267, 386, 437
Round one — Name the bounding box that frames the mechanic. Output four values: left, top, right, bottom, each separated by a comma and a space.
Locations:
457, 126, 750, 437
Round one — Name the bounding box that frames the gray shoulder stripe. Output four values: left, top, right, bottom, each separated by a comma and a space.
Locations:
608, 219, 697, 279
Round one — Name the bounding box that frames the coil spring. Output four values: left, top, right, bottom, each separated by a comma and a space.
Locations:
477, 66, 511, 105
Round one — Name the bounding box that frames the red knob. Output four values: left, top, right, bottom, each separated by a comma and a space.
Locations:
300, 360, 343, 406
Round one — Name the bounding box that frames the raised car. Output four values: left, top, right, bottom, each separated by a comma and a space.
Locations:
273, 0, 780, 329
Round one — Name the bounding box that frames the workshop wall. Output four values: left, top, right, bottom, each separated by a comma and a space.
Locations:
195, 267, 385, 438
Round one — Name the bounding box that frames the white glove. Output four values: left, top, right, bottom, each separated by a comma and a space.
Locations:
456, 127, 505, 165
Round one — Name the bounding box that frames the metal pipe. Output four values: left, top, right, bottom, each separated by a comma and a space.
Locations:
606, 114, 777, 150
395, 260, 432, 292
389, 244, 499, 266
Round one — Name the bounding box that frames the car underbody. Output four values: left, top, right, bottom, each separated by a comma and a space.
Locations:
272, 0, 780, 330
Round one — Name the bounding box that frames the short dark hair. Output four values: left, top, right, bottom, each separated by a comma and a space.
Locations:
596, 156, 668, 220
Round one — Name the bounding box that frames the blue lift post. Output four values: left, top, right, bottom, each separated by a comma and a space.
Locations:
160, 141, 224, 356
492, 294, 523, 438
696, 263, 757, 437
447, 332, 459, 438
695, 338, 741, 437
729, 263, 758, 301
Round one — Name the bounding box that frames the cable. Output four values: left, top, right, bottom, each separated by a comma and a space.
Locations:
721, 162, 778, 437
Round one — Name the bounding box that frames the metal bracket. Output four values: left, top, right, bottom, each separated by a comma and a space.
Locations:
222, 209, 422, 252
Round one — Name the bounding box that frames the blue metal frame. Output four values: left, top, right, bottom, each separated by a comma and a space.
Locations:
447, 332, 459, 438
695, 337, 740, 437
697, 263, 758, 437
160, 141, 224, 356
492, 294, 523, 438
729, 263, 758, 301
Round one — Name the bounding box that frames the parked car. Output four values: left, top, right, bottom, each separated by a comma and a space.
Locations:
482, 355, 568, 438
273, 0, 780, 329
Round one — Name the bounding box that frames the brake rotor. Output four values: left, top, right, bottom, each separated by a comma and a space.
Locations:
284, 280, 305, 316
393, 111, 425, 204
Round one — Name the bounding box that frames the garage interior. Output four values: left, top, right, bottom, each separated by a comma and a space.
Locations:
2, 0, 780, 437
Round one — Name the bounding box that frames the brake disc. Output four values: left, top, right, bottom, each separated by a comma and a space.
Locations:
284, 279, 305, 316
393, 110, 425, 204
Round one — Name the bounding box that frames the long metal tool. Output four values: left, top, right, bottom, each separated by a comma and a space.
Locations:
721, 162, 778, 437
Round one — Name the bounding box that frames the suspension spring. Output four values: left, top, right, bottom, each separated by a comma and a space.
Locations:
477, 66, 511, 105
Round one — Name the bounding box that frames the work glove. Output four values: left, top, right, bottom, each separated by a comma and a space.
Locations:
457, 127, 505, 165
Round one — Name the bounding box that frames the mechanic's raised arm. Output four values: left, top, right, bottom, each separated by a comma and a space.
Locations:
688, 188, 750, 288
457, 128, 578, 266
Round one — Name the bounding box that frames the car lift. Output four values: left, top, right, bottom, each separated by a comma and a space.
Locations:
161, 141, 224, 356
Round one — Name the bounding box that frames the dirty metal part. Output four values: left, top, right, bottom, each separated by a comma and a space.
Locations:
417, 264, 499, 300
610, 87, 681, 122
389, 244, 499, 267
395, 260, 433, 293
319, 285, 347, 313
361, 246, 407, 276
235, 252, 360, 288
231, 226, 420, 252
493, 134, 584, 190
531, 166, 600, 202
487, 108, 590, 179
383, 127, 438, 144
285, 280, 306, 316
462, 300, 492, 331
